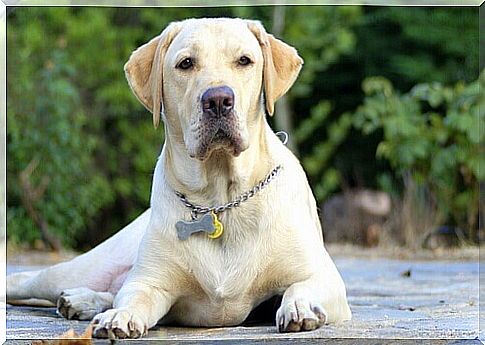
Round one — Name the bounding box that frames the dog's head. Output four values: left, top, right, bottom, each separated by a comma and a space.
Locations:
124, 18, 303, 161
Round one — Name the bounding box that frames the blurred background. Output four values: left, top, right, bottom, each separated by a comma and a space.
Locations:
6, 6, 483, 253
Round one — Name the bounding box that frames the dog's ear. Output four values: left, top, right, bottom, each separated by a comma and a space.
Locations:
124, 22, 182, 128
247, 20, 303, 116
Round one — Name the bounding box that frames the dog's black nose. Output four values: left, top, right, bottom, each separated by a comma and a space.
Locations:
201, 86, 234, 117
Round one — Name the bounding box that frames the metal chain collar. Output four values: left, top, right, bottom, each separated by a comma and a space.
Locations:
175, 165, 282, 220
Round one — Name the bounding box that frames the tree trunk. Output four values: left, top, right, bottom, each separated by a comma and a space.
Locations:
272, 6, 298, 155
19, 158, 61, 251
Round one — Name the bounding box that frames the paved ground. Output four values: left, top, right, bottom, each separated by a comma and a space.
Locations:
5, 255, 480, 344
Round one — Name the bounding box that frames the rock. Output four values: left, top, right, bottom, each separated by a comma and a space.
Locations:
400, 269, 412, 277
422, 226, 466, 249
321, 189, 391, 246
398, 305, 416, 311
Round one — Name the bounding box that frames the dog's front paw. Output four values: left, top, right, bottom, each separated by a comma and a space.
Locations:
92, 308, 147, 339
57, 288, 112, 320
276, 298, 327, 332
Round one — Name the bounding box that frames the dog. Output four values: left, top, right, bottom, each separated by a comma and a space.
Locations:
7, 18, 351, 339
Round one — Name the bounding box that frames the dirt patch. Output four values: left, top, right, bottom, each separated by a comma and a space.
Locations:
6, 242, 479, 267
7, 246, 77, 266
326, 243, 480, 261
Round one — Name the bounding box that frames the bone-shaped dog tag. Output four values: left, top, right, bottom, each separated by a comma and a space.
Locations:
175, 213, 215, 240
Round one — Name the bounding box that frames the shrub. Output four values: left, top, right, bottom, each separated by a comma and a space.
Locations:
352, 71, 484, 241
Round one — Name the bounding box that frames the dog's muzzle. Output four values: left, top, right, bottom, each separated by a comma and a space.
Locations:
196, 86, 244, 159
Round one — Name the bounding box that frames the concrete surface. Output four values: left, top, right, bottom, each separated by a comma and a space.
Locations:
5, 257, 480, 343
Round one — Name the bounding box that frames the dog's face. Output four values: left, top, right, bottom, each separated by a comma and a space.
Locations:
162, 19, 264, 159
124, 18, 303, 161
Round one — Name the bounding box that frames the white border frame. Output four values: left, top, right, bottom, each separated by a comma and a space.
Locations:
1, 2, 482, 344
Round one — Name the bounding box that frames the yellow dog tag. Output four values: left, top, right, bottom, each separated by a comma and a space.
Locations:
208, 211, 224, 239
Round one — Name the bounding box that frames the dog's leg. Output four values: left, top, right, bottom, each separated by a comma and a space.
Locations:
57, 288, 113, 320
92, 281, 174, 339
276, 251, 351, 332
7, 209, 151, 307
7, 262, 101, 304
6, 269, 59, 303
7, 252, 129, 305
6, 270, 56, 307
7, 270, 41, 299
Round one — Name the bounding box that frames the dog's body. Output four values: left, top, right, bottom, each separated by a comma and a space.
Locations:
7, 18, 351, 338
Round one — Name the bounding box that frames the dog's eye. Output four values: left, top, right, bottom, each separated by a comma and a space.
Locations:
177, 58, 194, 70
238, 56, 252, 66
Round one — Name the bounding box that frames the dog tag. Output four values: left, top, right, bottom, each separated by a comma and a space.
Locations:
207, 212, 224, 239
176, 213, 215, 240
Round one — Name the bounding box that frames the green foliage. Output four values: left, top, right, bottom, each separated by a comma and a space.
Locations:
296, 101, 354, 200
7, 6, 481, 248
352, 71, 484, 235
7, 27, 113, 247
293, 6, 479, 212
7, 6, 364, 249
354, 7, 478, 88
282, 6, 361, 98
285, 6, 361, 200
383, 8, 478, 84
7, 8, 166, 248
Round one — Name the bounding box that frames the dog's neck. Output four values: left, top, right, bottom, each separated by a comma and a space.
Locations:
162, 116, 275, 206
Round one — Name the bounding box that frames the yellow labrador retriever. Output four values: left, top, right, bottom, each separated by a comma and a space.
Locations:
7, 18, 351, 338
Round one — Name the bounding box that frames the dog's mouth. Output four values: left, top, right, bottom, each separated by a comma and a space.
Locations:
195, 120, 245, 160
212, 128, 229, 142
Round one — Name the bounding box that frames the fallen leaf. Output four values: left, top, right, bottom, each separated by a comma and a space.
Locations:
400, 269, 412, 277
32, 325, 93, 345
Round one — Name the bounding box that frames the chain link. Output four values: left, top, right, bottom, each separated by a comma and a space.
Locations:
175, 165, 282, 219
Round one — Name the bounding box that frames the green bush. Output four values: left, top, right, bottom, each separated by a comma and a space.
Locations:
7, 34, 113, 248
7, 6, 480, 248
352, 71, 484, 239
7, 7, 362, 249
7, 8, 165, 248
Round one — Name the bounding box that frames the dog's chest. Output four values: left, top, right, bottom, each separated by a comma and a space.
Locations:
184, 210, 264, 298
174, 216, 264, 326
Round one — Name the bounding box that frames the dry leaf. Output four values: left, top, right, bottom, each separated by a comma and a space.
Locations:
32, 325, 93, 345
